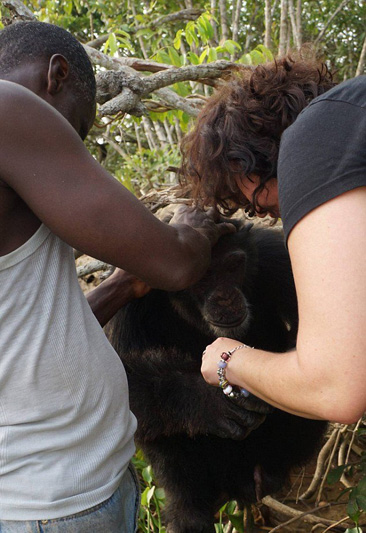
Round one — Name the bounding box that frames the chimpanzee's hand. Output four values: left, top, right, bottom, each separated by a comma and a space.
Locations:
170, 205, 236, 247
192, 381, 270, 440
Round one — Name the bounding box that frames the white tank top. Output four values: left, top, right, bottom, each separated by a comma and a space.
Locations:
0, 224, 137, 519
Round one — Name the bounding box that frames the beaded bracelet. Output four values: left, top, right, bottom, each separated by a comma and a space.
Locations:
217, 344, 251, 400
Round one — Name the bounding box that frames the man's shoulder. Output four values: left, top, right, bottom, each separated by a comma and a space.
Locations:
308, 75, 366, 110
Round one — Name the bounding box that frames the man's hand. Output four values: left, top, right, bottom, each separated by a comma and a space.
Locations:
87, 268, 151, 327
170, 205, 236, 248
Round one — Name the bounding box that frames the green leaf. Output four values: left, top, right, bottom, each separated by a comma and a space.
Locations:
345, 528, 363, 533
142, 465, 153, 484
187, 51, 200, 65
327, 464, 349, 484
355, 494, 366, 511
155, 487, 166, 501
168, 46, 182, 67
174, 29, 182, 50
228, 511, 245, 533
208, 47, 217, 63
355, 475, 366, 495
250, 49, 265, 65
140, 486, 149, 506
256, 44, 274, 61
146, 485, 155, 505
347, 497, 361, 524
199, 48, 208, 64
223, 40, 236, 55
238, 53, 252, 65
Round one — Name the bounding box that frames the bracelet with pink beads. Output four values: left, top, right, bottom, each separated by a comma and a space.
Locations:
217, 344, 251, 399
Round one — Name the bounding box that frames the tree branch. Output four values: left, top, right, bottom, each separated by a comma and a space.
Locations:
1, 0, 35, 20
314, 0, 352, 45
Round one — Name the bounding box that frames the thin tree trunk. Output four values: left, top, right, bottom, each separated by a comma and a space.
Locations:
243, 3, 258, 52
163, 119, 175, 148
210, 0, 219, 45
153, 121, 168, 149
278, 0, 288, 57
134, 122, 142, 152
264, 0, 272, 50
296, 0, 302, 48
288, 0, 301, 50
218, 0, 229, 41
128, 0, 148, 59
142, 116, 158, 151
232, 0, 242, 45
355, 33, 366, 76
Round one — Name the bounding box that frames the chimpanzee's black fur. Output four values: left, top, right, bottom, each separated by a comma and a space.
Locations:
108, 222, 327, 533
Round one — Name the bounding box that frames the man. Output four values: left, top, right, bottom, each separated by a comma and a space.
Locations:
0, 21, 233, 531
180, 56, 366, 424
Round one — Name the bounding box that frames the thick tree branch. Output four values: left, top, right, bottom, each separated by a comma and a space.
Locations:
135, 8, 204, 31
1, 0, 35, 20
96, 61, 236, 117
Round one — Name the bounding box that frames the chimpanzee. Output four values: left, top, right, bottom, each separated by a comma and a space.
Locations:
108, 221, 327, 533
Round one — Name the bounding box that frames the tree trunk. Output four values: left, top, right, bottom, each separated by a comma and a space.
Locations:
355, 33, 366, 76
264, 0, 272, 50
210, 0, 219, 45
288, 0, 301, 49
218, 0, 229, 42
296, 0, 302, 48
278, 0, 288, 57
232, 0, 242, 46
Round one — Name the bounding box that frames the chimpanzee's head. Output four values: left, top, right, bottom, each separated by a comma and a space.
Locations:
170, 222, 259, 339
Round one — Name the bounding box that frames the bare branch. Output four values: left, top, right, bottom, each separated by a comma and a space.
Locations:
96, 61, 235, 117
1, 0, 35, 20
314, 0, 352, 45
84, 44, 173, 73
135, 8, 204, 31
77, 260, 112, 278
86, 34, 109, 49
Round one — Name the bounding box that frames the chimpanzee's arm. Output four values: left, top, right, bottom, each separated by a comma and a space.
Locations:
124, 347, 272, 442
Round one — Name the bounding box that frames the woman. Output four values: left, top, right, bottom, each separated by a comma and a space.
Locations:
179, 56, 366, 423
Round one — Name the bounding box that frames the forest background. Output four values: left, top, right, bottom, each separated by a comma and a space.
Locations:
1, 0, 366, 531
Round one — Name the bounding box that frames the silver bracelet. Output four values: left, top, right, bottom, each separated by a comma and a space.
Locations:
217, 344, 251, 399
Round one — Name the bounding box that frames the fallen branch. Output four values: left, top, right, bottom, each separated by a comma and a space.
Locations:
262, 496, 349, 531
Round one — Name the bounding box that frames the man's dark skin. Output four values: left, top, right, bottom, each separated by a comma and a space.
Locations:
0, 54, 233, 324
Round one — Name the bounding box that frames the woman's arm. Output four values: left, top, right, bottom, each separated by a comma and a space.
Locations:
202, 187, 366, 423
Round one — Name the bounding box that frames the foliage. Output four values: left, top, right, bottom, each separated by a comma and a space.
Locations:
327, 426, 366, 529
132, 450, 251, 532
10, 0, 363, 197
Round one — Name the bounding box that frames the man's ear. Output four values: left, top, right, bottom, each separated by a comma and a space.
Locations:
47, 54, 70, 95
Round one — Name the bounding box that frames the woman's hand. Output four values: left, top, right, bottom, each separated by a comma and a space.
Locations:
201, 337, 247, 387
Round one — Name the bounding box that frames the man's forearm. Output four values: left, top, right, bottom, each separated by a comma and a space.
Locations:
86, 270, 148, 327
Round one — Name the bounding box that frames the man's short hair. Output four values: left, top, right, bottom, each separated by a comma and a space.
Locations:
0, 21, 96, 107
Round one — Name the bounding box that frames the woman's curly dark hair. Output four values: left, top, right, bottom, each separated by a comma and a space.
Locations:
179, 55, 336, 215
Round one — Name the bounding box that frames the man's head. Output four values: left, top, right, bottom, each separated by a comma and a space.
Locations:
180, 56, 335, 216
0, 21, 96, 139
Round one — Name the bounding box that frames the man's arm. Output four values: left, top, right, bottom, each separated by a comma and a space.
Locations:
0, 81, 233, 290
86, 269, 150, 327
202, 187, 366, 423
